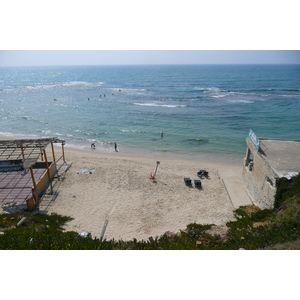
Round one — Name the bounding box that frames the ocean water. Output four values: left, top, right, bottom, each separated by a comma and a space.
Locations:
1, 64, 299, 162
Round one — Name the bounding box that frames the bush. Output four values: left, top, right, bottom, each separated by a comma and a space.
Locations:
275, 173, 300, 209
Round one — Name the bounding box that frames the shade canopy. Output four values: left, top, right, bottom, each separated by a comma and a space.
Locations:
0, 138, 65, 170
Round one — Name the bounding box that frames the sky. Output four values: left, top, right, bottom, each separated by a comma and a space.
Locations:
1, 2, 299, 67
0, 50, 300, 66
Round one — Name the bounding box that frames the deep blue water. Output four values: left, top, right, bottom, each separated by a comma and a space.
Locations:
1, 64, 299, 161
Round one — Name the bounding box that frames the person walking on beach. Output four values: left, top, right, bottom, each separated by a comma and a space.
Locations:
114, 142, 118, 152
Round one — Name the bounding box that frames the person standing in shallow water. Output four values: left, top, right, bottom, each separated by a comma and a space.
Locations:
114, 142, 118, 152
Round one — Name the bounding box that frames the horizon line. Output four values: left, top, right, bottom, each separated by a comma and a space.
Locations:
1, 63, 300, 67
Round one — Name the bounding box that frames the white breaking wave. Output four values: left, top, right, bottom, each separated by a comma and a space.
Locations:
5, 81, 105, 92
116, 88, 151, 95
120, 129, 147, 133
228, 99, 254, 104
133, 103, 187, 108
211, 94, 228, 99
60, 81, 105, 87
194, 87, 222, 93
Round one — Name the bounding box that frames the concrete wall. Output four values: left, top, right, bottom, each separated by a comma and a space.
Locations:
242, 138, 278, 209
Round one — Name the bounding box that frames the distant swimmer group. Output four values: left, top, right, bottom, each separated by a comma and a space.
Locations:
85, 89, 123, 101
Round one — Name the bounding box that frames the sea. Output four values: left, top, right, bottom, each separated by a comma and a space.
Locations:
1, 64, 300, 163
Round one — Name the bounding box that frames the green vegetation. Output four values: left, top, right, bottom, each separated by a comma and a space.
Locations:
1, 174, 300, 250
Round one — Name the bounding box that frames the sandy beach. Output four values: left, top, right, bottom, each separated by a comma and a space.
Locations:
37, 146, 251, 241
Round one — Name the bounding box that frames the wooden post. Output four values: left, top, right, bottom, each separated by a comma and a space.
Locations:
20, 144, 25, 160
40, 148, 44, 161
26, 197, 36, 211
20, 143, 39, 206
43, 149, 53, 195
43, 149, 52, 181
51, 141, 56, 162
61, 141, 66, 163
30, 168, 39, 206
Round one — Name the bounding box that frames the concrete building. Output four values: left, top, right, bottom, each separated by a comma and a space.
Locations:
243, 130, 300, 209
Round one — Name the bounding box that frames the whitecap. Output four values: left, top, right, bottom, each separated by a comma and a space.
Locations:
133, 103, 186, 108
113, 88, 149, 95
0, 132, 41, 140
194, 87, 222, 93
61, 81, 105, 87
39, 130, 51, 135
204, 87, 222, 93
120, 129, 147, 133
211, 94, 228, 99
193, 87, 207, 91
228, 99, 254, 104
10, 81, 105, 93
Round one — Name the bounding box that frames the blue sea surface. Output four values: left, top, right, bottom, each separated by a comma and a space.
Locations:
1, 64, 299, 162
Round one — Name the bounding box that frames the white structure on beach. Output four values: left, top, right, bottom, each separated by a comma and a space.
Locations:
242, 130, 300, 209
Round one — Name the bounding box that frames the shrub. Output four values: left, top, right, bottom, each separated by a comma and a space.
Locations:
275, 173, 300, 209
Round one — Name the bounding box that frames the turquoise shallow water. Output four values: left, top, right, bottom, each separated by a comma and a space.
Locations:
0, 64, 299, 162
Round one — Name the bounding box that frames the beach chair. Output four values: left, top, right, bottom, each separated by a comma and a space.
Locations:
184, 177, 192, 187
194, 180, 202, 189
197, 170, 209, 178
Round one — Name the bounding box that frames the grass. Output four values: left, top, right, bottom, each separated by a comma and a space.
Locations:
1, 173, 300, 250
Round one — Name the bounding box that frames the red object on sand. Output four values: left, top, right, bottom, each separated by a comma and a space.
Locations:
149, 172, 155, 180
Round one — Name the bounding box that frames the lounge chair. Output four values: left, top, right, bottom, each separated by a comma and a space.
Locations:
194, 180, 202, 189
184, 177, 192, 187
197, 170, 209, 178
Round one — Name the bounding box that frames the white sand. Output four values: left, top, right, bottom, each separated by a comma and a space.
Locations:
39, 147, 244, 241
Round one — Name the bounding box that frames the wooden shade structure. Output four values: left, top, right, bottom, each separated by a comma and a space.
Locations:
0, 137, 66, 210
